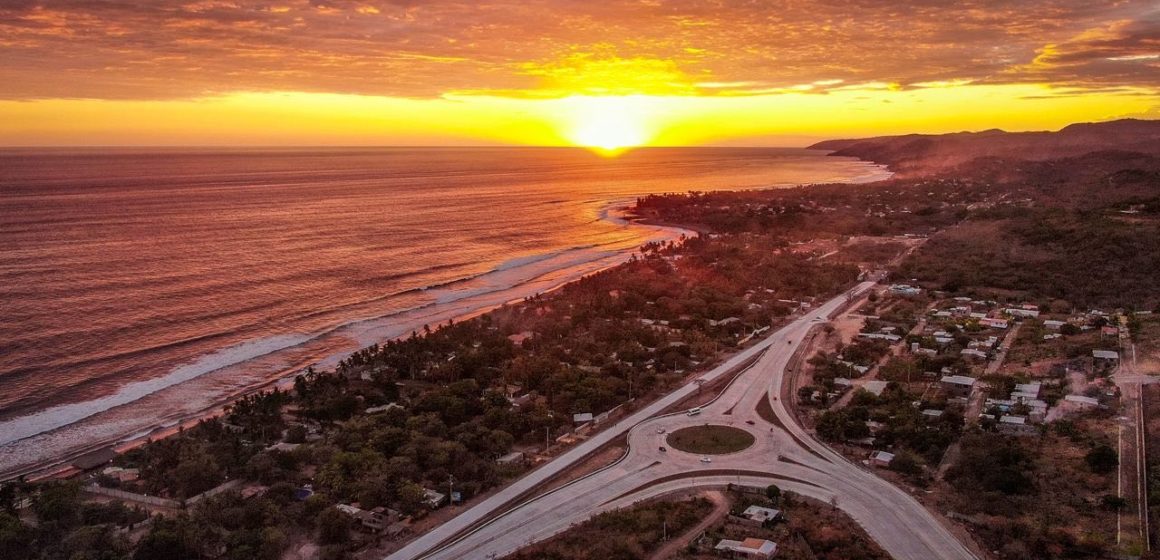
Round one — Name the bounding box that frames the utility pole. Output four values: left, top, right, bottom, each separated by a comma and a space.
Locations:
448, 474, 455, 506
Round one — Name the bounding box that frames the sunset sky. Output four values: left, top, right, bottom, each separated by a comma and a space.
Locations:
1, 0, 1158, 147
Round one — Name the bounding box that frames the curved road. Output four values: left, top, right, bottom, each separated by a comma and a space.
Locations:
388, 281, 978, 560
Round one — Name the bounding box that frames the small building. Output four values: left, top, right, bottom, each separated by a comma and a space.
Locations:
869, 450, 895, 467
496, 451, 526, 466
940, 375, 976, 398
889, 284, 922, 296
960, 348, 988, 360
715, 537, 778, 559
1093, 350, 1120, 361
101, 466, 140, 483
336, 504, 398, 533
1012, 382, 1041, 400
980, 318, 1009, 329
572, 412, 594, 424
71, 447, 118, 472
1043, 320, 1067, 330
1064, 395, 1100, 407
863, 380, 888, 397
998, 415, 1036, 437
921, 409, 944, 420
423, 489, 446, 509
1005, 308, 1040, 319
740, 505, 782, 524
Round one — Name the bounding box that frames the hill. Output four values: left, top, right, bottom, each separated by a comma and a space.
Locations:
810, 119, 1160, 175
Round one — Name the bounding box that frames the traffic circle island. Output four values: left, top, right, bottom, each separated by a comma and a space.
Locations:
666, 424, 755, 454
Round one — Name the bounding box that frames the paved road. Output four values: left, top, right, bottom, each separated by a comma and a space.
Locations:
388, 282, 979, 560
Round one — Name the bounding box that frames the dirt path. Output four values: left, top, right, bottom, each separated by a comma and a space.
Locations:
648, 490, 729, 560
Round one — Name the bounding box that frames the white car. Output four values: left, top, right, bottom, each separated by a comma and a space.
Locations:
700, 457, 712, 463
656, 427, 666, 434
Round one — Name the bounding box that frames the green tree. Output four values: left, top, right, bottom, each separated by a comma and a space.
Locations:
1085, 444, 1118, 474
316, 507, 350, 545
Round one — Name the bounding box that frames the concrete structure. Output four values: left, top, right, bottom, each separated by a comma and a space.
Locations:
980, 318, 1009, 329
496, 451, 526, 466
870, 450, 895, 467
741, 505, 782, 523
998, 415, 1036, 437
1093, 349, 1120, 361
1064, 395, 1099, 407
940, 375, 976, 398
715, 537, 778, 559
863, 380, 889, 397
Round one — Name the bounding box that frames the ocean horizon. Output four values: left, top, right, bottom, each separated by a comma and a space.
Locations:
0, 146, 888, 476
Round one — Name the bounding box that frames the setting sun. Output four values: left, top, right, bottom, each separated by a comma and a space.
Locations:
561, 96, 657, 153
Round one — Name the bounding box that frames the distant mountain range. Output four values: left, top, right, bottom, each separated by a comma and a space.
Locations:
809, 119, 1160, 175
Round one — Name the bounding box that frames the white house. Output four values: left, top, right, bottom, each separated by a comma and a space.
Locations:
715, 538, 778, 559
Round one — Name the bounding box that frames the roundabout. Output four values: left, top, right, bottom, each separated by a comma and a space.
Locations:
666, 424, 755, 454
390, 280, 980, 560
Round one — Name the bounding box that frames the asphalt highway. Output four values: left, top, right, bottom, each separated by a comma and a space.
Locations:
388, 281, 978, 560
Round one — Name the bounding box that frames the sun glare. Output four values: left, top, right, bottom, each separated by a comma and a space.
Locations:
561, 96, 655, 155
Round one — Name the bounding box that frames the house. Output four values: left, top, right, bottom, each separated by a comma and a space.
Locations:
961, 348, 987, 360
1043, 320, 1067, 330
1012, 382, 1041, 400
740, 505, 782, 524
1093, 350, 1120, 361
101, 466, 140, 483
863, 380, 888, 397
496, 451, 526, 466
889, 284, 922, 296
423, 489, 446, 508
715, 537, 778, 559
1064, 395, 1100, 407
921, 409, 944, 420
711, 317, 741, 327
1005, 308, 1040, 319
1103, 326, 1120, 337
940, 375, 976, 398
573, 412, 594, 423
507, 331, 534, 345
998, 415, 1036, 437
869, 450, 895, 467
980, 318, 1009, 329
335, 504, 398, 533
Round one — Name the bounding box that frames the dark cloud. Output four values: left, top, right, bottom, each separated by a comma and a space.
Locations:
0, 0, 1156, 100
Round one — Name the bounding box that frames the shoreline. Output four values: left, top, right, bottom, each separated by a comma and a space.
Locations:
0, 157, 892, 482
1, 201, 695, 482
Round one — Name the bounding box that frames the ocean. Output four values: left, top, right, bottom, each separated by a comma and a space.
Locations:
0, 146, 888, 476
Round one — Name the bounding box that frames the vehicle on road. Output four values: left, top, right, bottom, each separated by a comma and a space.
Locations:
745, 420, 755, 425
659, 446, 666, 452
686, 407, 702, 417
656, 427, 666, 434
700, 457, 712, 463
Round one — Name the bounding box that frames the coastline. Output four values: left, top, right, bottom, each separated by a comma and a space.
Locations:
0, 153, 891, 482
1, 200, 695, 482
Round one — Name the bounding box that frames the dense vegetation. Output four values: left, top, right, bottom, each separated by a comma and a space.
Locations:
895, 210, 1160, 310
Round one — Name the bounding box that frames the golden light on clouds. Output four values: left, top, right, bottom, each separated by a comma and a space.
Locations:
0, 1, 1157, 146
